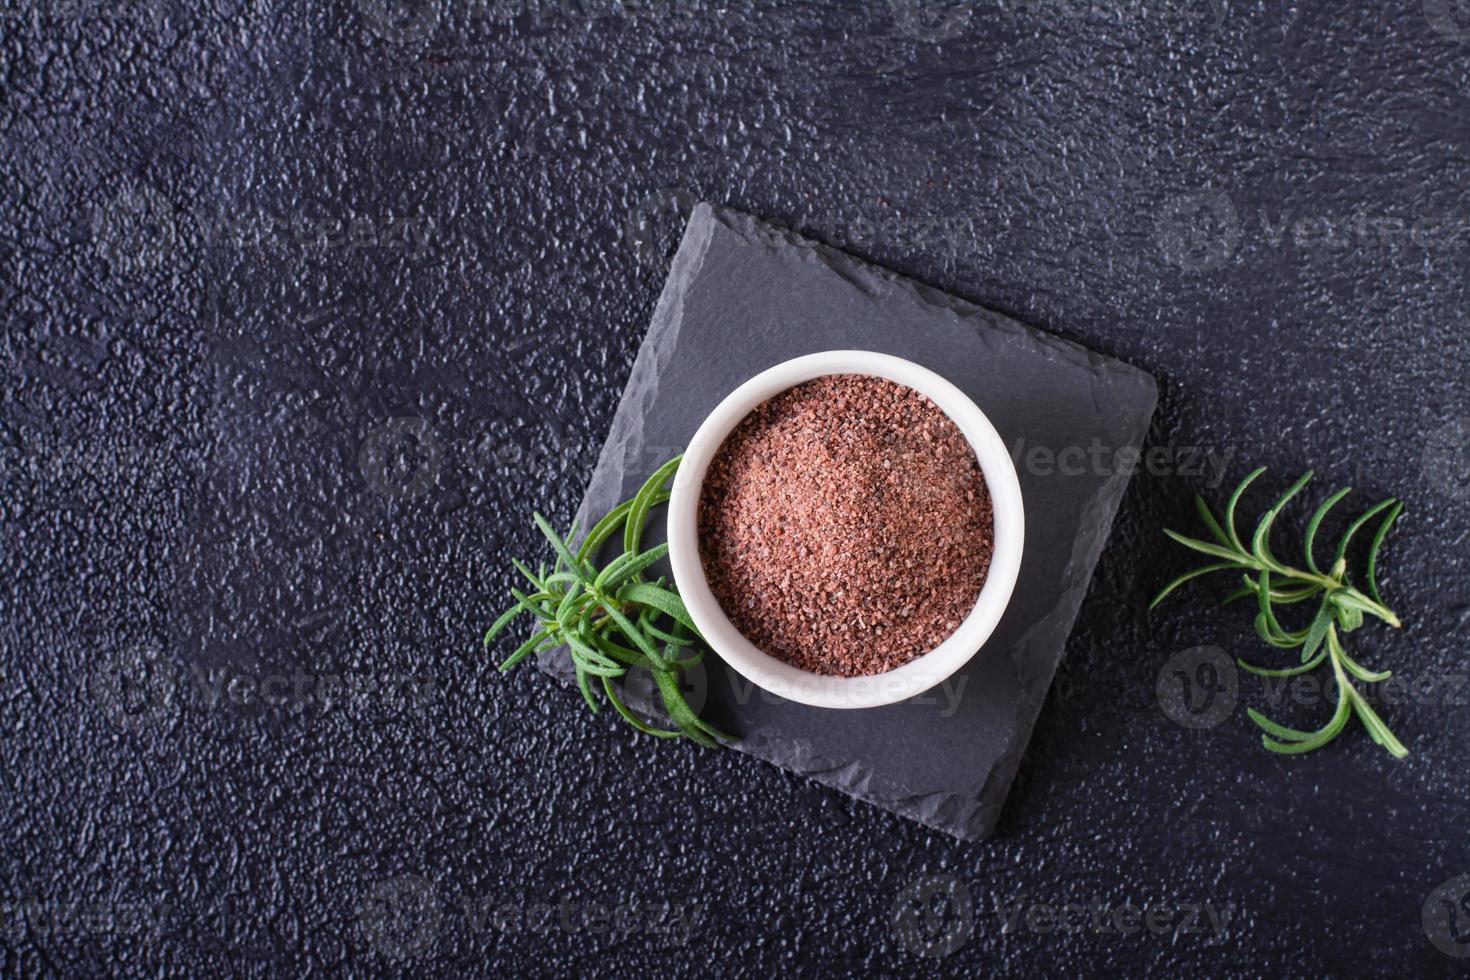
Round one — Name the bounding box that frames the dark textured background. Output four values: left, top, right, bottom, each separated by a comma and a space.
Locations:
4, 0, 1469, 976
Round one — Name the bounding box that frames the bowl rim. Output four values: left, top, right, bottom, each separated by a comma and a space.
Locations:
666, 350, 1025, 709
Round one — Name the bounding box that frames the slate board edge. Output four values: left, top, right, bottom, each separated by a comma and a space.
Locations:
972, 394, 1158, 836
704, 203, 1158, 392
535, 203, 1159, 843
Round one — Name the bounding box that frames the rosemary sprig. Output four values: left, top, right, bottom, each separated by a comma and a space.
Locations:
484, 455, 729, 746
1152, 467, 1408, 758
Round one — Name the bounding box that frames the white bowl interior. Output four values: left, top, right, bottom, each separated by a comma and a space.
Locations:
667, 350, 1024, 709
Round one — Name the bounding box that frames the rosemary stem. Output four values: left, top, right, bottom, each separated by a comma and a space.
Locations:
1238, 555, 1400, 626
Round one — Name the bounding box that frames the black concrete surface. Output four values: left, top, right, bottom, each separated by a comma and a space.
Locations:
3, 1, 1469, 976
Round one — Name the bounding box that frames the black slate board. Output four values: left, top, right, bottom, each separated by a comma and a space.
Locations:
537, 204, 1158, 841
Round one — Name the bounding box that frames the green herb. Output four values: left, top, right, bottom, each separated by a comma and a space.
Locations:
483, 455, 730, 746
1152, 467, 1408, 758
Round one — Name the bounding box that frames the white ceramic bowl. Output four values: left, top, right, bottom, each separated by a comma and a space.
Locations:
666, 350, 1024, 709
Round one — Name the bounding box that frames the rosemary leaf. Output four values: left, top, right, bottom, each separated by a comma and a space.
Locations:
1224, 465, 1267, 552
1301, 605, 1332, 663
1194, 495, 1230, 547
594, 543, 671, 592
1237, 651, 1327, 677
625, 456, 683, 555
1249, 470, 1314, 572
484, 603, 528, 646
575, 668, 601, 713
1303, 486, 1352, 574
577, 498, 636, 564
498, 627, 554, 673
619, 582, 699, 634
1255, 693, 1351, 754
1149, 562, 1238, 610
601, 675, 681, 738
1366, 501, 1404, 606
1349, 692, 1408, 758
1332, 498, 1398, 568
533, 512, 591, 582
1162, 528, 1245, 563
